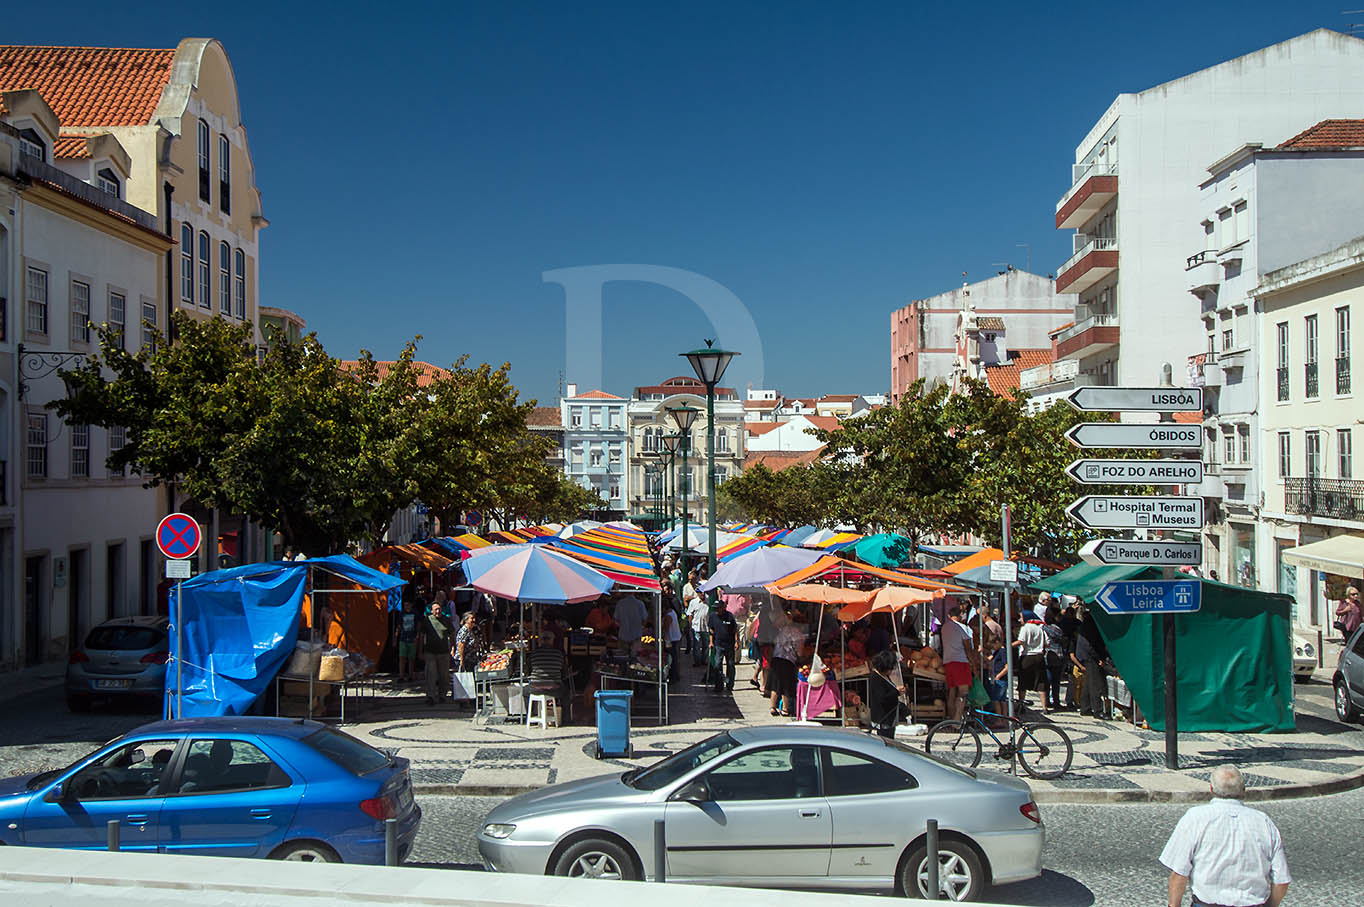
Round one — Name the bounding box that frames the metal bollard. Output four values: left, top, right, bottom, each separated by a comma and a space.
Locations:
925, 818, 939, 900
1318, 629, 1324, 668
653, 819, 667, 883
384, 817, 397, 866
107, 819, 120, 852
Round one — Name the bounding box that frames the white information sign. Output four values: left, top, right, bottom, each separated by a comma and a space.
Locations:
1065, 495, 1205, 530
1065, 459, 1203, 485
165, 559, 192, 579
1064, 423, 1201, 450
1079, 539, 1203, 567
988, 560, 1019, 583
1066, 386, 1203, 412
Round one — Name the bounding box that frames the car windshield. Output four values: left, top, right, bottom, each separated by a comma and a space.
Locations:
881, 737, 977, 778
625, 732, 740, 791
303, 727, 392, 776
85, 626, 163, 651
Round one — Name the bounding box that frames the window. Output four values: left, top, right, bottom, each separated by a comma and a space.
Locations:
609, 410, 621, 430
1223, 428, 1235, 465
1233, 201, 1248, 244
94, 167, 121, 198
608, 445, 621, 462
18, 127, 47, 161
234, 249, 246, 318
1339, 306, 1352, 395
705, 746, 820, 801
197, 119, 210, 202
69, 280, 91, 344
219, 241, 231, 314
1218, 208, 1233, 247
177, 739, 289, 795
590, 408, 602, 428
715, 465, 728, 486
26, 266, 48, 334
608, 483, 619, 500
570, 446, 583, 465
714, 427, 730, 453
109, 425, 126, 478
26, 412, 48, 478
1238, 424, 1250, 465
141, 299, 158, 351
303, 727, 390, 776
108, 292, 126, 349
628, 732, 739, 791
821, 748, 916, 798
570, 408, 582, 428
1306, 431, 1322, 478
197, 232, 210, 308
1341, 429, 1353, 480
69, 739, 179, 800
218, 134, 231, 214
1305, 314, 1319, 398
70, 423, 89, 479
1276, 322, 1289, 402
1278, 432, 1291, 479
589, 448, 603, 467
1222, 328, 1234, 352
180, 223, 194, 302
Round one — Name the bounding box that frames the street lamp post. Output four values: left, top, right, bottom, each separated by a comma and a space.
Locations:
680, 341, 738, 598
666, 405, 700, 573
660, 432, 680, 531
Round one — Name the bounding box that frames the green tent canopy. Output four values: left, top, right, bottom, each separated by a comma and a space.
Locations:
847, 533, 915, 569
1031, 562, 1157, 599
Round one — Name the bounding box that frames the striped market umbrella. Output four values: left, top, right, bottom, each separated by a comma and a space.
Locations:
459, 544, 614, 603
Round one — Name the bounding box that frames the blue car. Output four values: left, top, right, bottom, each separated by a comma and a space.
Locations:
0, 717, 420, 864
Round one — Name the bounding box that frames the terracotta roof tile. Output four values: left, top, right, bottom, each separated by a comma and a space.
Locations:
527, 406, 562, 427
635, 376, 736, 397
1048, 321, 1075, 337
1277, 119, 1364, 150
804, 416, 840, 432
337, 359, 453, 388
52, 134, 91, 159
1172, 411, 1203, 424
745, 422, 781, 436
744, 399, 779, 409
819, 394, 858, 402
0, 45, 176, 127
976, 316, 1005, 331
572, 389, 623, 399
983, 349, 1054, 398
745, 448, 826, 471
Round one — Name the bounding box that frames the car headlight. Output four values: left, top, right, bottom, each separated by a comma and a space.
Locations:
1303, 643, 1314, 657
483, 823, 516, 839
1295, 646, 1304, 656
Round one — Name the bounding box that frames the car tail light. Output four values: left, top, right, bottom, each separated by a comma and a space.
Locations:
1020, 801, 1041, 824
360, 796, 396, 820
141, 651, 170, 664
69, 650, 89, 664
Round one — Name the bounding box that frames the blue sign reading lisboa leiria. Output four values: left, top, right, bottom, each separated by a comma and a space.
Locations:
1096, 580, 1201, 615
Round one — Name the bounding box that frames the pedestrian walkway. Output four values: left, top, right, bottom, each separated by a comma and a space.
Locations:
338, 656, 1364, 804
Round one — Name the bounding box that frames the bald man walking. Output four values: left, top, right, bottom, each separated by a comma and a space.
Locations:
1159, 765, 1290, 907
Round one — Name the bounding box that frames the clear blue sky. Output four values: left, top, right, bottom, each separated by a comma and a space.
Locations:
10, 2, 1360, 403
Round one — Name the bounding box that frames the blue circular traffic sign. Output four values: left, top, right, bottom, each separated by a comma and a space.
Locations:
157, 513, 202, 560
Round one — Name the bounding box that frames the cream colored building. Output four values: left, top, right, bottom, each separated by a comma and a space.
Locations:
1252, 236, 1361, 629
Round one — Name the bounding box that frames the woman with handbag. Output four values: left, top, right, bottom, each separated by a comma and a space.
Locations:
868, 650, 909, 738
1335, 586, 1361, 639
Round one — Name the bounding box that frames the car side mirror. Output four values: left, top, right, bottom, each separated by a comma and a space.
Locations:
43, 782, 67, 803
670, 778, 711, 803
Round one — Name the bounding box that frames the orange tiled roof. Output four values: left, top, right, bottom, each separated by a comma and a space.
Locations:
983, 349, 1054, 398
1172, 411, 1203, 424
1048, 322, 1075, 337
526, 406, 562, 427
337, 359, 453, 388
745, 421, 781, 436
745, 448, 826, 471
1277, 119, 1364, 150
0, 45, 176, 127
573, 389, 623, 399
804, 416, 840, 432
52, 134, 91, 159
744, 399, 779, 409
819, 394, 858, 403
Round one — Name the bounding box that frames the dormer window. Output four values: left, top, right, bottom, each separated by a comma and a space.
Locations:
97, 167, 120, 198
18, 128, 46, 162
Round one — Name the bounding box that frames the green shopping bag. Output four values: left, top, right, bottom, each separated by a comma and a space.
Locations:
966, 676, 990, 709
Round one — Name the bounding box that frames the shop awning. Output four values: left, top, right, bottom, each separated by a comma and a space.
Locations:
360, 543, 456, 572
770, 555, 974, 594
1281, 534, 1364, 577
1031, 562, 1157, 600
942, 547, 1006, 575
767, 583, 875, 606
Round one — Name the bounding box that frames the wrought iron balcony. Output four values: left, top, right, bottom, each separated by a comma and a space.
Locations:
1277, 367, 1289, 402
1284, 477, 1364, 521
1305, 361, 1319, 398
1339, 355, 1352, 395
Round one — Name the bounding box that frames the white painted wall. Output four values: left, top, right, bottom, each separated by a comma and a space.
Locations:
745, 415, 827, 452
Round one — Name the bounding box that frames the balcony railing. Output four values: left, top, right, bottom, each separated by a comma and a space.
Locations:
1058, 236, 1118, 276
1019, 357, 1080, 390
1305, 361, 1319, 398
1186, 250, 1211, 268
1054, 312, 1119, 344
1277, 367, 1289, 402
1339, 355, 1352, 395
1070, 157, 1118, 189
1284, 477, 1364, 521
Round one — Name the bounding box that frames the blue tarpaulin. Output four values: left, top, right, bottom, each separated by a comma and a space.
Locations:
167, 556, 405, 718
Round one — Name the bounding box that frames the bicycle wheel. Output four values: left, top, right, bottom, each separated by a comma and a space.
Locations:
1016, 723, 1073, 779
924, 720, 983, 769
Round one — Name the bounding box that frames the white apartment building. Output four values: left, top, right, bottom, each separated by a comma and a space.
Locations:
1185, 125, 1364, 603
1, 97, 171, 667
1252, 236, 1360, 630
1047, 29, 1364, 404
745, 414, 838, 453
560, 385, 628, 517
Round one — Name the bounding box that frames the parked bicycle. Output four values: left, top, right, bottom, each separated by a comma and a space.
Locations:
924, 707, 1073, 779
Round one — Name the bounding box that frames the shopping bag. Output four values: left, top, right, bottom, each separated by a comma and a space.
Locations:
966, 676, 990, 709
452, 672, 476, 700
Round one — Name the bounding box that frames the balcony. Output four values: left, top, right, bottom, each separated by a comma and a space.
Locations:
1305, 361, 1319, 398
1054, 312, 1120, 361
1056, 236, 1118, 294
1339, 356, 1352, 395
1019, 357, 1080, 391
1284, 477, 1364, 522
1187, 352, 1223, 388
1186, 250, 1220, 295
1056, 161, 1118, 229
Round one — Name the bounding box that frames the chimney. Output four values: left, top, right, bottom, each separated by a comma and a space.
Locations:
566, 383, 578, 398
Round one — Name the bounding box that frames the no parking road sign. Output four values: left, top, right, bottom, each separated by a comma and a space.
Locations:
157, 512, 201, 560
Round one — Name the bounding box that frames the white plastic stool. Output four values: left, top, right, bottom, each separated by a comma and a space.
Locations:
526, 693, 561, 729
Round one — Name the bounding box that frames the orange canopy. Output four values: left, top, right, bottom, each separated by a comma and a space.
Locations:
766, 583, 876, 606
837, 584, 940, 621
942, 548, 1006, 575
771, 555, 974, 594
359, 543, 456, 573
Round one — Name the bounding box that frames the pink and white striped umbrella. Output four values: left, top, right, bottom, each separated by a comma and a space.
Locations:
460, 543, 614, 603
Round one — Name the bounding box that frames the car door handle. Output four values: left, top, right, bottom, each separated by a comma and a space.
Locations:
249, 809, 273, 820
799, 809, 821, 818
125, 814, 149, 826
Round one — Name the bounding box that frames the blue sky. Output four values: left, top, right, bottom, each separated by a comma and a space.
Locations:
11, 2, 1360, 403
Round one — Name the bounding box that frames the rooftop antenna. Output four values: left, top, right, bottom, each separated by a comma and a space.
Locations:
1345, 10, 1364, 36
1017, 242, 1031, 272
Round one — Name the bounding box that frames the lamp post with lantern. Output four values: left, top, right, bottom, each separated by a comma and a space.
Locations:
660, 432, 680, 531
680, 341, 739, 593
666, 405, 699, 572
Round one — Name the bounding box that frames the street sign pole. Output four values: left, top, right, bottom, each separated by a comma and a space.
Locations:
1159, 366, 1180, 770
156, 513, 201, 720
176, 580, 183, 718
1001, 504, 1016, 773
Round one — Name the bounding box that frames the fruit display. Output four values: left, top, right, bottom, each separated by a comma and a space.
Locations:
905, 645, 943, 674
640, 635, 657, 645
477, 649, 513, 672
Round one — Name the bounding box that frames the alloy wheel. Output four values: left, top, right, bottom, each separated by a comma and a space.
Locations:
917, 851, 974, 901
569, 851, 624, 880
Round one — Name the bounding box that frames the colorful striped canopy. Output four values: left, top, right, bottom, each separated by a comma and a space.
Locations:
770, 555, 973, 594
942, 547, 1007, 575
460, 544, 614, 603
547, 525, 661, 591
717, 533, 770, 563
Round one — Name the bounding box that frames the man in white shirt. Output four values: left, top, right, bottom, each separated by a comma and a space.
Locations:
940, 602, 976, 720
1159, 765, 1290, 907
614, 594, 648, 656
685, 572, 710, 667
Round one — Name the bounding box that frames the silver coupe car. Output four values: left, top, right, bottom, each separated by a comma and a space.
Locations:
477, 725, 1043, 901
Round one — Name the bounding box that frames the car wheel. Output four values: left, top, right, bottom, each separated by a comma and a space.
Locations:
270, 840, 341, 863
552, 837, 638, 881
1335, 679, 1360, 723
66, 693, 91, 713
901, 839, 984, 902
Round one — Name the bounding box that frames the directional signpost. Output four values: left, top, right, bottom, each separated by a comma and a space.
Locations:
1065, 380, 1206, 769
1066, 495, 1204, 530
156, 513, 201, 719
1080, 539, 1202, 568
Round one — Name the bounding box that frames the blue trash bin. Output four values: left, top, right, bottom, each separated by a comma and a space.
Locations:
594, 689, 633, 759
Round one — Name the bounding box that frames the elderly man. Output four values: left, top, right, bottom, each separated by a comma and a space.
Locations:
1159, 765, 1290, 907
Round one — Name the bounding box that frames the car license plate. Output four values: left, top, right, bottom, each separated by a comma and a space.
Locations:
93, 679, 133, 690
